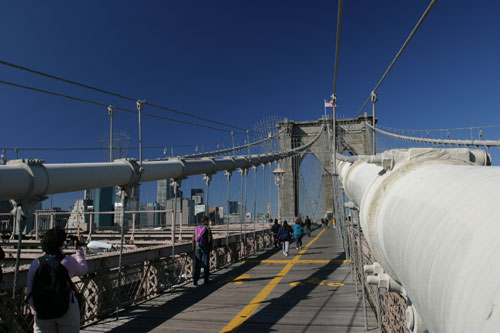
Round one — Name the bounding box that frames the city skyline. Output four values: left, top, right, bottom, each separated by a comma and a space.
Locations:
1, 1, 499, 211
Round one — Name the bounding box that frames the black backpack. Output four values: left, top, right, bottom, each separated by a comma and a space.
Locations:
28, 255, 75, 319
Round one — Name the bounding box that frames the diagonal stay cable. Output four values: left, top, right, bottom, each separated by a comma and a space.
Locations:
332, 0, 343, 95
143, 101, 247, 132
0, 59, 248, 132
0, 79, 241, 134
351, 0, 438, 120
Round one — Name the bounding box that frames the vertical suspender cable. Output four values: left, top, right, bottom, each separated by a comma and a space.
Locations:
232, 132, 236, 156
371, 92, 377, 154
108, 106, 114, 161
136, 100, 145, 165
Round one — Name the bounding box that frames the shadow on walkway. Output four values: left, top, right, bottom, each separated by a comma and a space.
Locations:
233, 253, 347, 332
103, 247, 282, 332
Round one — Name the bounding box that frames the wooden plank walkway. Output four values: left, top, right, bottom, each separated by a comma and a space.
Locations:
83, 226, 377, 332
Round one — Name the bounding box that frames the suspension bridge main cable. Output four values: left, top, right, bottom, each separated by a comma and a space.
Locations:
377, 123, 500, 134
180, 129, 283, 159
0, 144, 198, 152
0, 79, 243, 134
370, 123, 500, 148
352, 0, 438, 119
0, 59, 249, 133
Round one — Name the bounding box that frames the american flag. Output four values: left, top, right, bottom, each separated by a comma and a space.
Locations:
324, 100, 333, 108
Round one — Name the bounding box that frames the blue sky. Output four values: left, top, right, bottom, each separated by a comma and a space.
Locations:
1, 1, 499, 211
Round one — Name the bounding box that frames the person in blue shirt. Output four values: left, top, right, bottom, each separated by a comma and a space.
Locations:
293, 219, 305, 250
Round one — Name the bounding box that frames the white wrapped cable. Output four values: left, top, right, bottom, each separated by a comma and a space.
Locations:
338, 148, 500, 332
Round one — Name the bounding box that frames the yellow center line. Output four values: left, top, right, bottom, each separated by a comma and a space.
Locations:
220, 228, 327, 332
241, 259, 351, 264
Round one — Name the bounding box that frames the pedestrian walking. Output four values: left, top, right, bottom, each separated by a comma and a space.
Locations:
192, 216, 214, 285
271, 219, 281, 248
304, 216, 312, 237
293, 219, 304, 250
277, 221, 293, 256
26, 227, 87, 333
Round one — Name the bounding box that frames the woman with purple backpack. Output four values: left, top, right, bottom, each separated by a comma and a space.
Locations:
192, 216, 213, 286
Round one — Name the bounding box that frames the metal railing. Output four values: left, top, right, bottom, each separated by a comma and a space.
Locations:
0, 225, 273, 332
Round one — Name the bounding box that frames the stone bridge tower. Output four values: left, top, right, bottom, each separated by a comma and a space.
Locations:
277, 115, 375, 219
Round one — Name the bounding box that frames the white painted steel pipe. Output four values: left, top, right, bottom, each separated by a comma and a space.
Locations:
0, 129, 321, 202
338, 148, 500, 332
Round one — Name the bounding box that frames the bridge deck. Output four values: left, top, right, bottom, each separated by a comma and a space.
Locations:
83, 227, 377, 332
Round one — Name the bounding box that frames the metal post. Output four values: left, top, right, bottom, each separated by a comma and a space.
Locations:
355, 208, 368, 332
34, 211, 38, 240
177, 191, 184, 242
261, 164, 267, 229
332, 94, 337, 176
9, 202, 24, 332
347, 211, 356, 285
116, 190, 128, 318
108, 105, 114, 162
131, 213, 136, 243
50, 213, 54, 230
172, 180, 178, 258
243, 168, 248, 257
179, 202, 183, 241
225, 170, 232, 249
252, 165, 257, 251
371, 91, 377, 155
331, 95, 338, 242
268, 162, 272, 218
277, 182, 281, 222
77, 201, 81, 235
136, 100, 145, 165
204, 174, 212, 216
89, 213, 93, 241
239, 168, 244, 256
376, 287, 383, 332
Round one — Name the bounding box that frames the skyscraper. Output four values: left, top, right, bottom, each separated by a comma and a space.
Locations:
93, 187, 114, 227
157, 179, 183, 205
191, 188, 204, 205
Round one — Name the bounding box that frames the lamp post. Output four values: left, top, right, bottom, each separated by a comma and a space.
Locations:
273, 163, 285, 222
